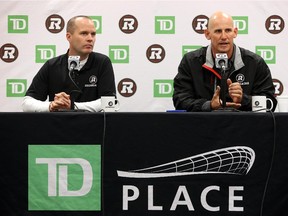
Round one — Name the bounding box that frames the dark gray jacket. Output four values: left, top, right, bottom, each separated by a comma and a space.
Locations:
173, 44, 277, 111
26, 51, 116, 102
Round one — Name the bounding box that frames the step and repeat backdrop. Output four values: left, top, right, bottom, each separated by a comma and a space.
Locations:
1, 0, 287, 112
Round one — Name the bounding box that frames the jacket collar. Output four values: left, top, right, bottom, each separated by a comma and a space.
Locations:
203, 44, 245, 71
233, 45, 245, 71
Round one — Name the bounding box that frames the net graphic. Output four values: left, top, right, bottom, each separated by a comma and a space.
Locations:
117, 146, 255, 178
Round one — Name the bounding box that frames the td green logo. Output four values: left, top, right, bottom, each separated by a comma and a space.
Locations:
255, 46, 276, 64
35, 45, 56, 63
155, 16, 175, 34
182, 45, 202, 56
28, 145, 101, 211
232, 16, 248, 34
90, 16, 102, 34
6, 79, 27, 97
109, 45, 129, 63
154, 79, 174, 97
8, 15, 28, 33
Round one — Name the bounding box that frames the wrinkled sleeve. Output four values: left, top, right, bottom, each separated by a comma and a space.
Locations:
173, 55, 208, 112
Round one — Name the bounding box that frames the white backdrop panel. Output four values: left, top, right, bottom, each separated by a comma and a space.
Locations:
1, 0, 287, 112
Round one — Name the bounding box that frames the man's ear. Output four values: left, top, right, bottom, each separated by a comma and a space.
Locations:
233, 27, 238, 38
66, 32, 71, 41
204, 29, 211, 40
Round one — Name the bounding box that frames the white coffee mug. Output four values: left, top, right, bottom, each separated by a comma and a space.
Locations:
101, 96, 120, 112
252, 96, 273, 112
277, 95, 288, 112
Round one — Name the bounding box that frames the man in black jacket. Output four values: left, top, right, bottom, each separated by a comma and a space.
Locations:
22, 15, 116, 112
173, 11, 276, 112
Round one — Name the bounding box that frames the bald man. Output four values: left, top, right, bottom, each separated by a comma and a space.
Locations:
173, 11, 276, 112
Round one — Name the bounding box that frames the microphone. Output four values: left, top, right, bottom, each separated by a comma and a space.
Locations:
68, 55, 80, 71
215, 53, 228, 71
67, 56, 81, 110
215, 53, 229, 109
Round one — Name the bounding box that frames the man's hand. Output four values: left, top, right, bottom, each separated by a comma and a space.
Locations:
211, 86, 222, 110
49, 92, 71, 112
227, 78, 243, 103
211, 79, 243, 110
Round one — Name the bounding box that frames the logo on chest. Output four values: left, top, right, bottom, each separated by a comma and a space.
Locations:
236, 73, 249, 86
85, 75, 97, 87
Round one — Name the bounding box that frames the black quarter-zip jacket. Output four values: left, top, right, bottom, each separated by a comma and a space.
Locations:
173, 44, 277, 112
26, 51, 116, 102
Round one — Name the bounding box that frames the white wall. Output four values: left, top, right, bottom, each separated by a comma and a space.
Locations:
1, 0, 287, 112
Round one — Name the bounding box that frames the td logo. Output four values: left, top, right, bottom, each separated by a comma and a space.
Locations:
90, 16, 102, 34
7, 79, 27, 97
109, 45, 129, 63
232, 16, 248, 34
35, 45, 56, 63
182, 45, 202, 56
255, 46, 276, 64
28, 145, 101, 211
154, 80, 174, 97
155, 16, 175, 34
8, 15, 28, 33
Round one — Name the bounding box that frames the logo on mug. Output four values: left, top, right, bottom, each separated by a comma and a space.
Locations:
108, 101, 113, 107
254, 101, 260, 107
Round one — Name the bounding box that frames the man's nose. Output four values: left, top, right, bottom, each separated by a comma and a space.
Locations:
87, 34, 94, 40
220, 31, 228, 39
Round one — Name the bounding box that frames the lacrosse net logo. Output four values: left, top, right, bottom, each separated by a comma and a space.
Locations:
28, 145, 101, 210
117, 146, 255, 178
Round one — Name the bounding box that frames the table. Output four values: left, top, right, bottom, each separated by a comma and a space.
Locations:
1, 112, 287, 216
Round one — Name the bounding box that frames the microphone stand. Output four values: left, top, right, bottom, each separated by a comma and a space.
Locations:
215, 66, 235, 112
70, 69, 76, 110
220, 66, 227, 109
57, 68, 87, 112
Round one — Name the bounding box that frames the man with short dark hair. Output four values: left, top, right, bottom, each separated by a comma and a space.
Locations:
22, 15, 116, 112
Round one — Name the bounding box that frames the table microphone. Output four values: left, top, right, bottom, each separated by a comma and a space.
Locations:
68, 55, 80, 71
215, 53, 228, 71
215, 53, 228, 109
68, 56, 81, 110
